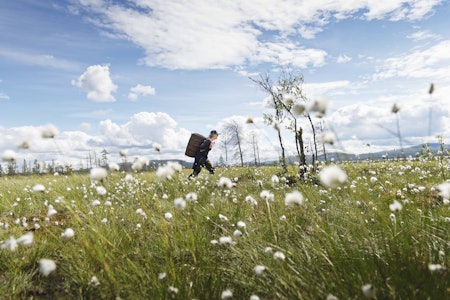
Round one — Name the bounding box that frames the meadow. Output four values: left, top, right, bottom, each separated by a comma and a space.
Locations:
0, 156, 449, 299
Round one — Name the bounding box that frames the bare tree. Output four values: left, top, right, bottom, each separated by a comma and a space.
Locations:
250, 132, 260, 165
219, 132, 232, 164
250, 70, 317, 174
223, 119, 245, 167
250, 73, 288, 173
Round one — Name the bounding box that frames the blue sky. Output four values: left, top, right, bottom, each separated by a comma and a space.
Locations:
1, 0, 450, 168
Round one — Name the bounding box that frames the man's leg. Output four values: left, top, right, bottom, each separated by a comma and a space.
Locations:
205, 160, 215, 174
189, 162, 202, 179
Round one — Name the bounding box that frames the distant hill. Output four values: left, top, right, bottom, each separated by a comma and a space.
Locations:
317, 143, 449, 162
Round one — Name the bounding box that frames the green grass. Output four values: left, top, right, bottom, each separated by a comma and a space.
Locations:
0, 159, 449, 299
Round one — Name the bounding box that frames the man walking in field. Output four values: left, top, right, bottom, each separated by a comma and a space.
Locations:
188, 130, 219, 179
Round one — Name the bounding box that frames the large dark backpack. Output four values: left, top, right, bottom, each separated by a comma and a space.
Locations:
185, 133, 206, 157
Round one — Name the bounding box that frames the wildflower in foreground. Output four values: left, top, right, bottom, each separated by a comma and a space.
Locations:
173, 198, 186, 210
389, 200, 403, 212
219, 236, 233, 245
321, 132, 335, 145
436, 182, 450, 199
428, 264, 445, 272
1, 236, 18, 251
61, 228, 75, 239
153, 143, 161, 152
309, 97, 329, 117
254, 265, 266, 276
186, 192, 198, 202
260, 190, 274, 201
168, 286, 179, 295
32, 184, 46, 193
16, 232, 34, 246
47, 205, 57, 217
221, 289, 233, 299
361, 283, 376, 299
245, 195, 258, 206
285, 190, 304, 206
319, 165, 348, 188
2, 149, 16, 162
90, 276, 100, 286
108, 162, 120, 171
90, 167, 107, 182
273, 251, 286, 260
39, 258, 57, 276
41, 124, 58, 138
218, 177, 233, 188
292, 103, 306, 116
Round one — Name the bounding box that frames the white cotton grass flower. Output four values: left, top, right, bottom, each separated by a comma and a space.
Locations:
95, 186, 107, 196
250, 295, 260, 300
61, 228, 75, 239
173, 198, 186, 210
108, 162, 120, 171
361, 283, 376, 299
219, 214, 229, 222
271, 174, 279, 184
436, 182, 450, 199
428, 263, 445, 272
389, 200, 403, 212
326, 294, 338, 300
156, 162, 182, 179
158, 272, 166, 280
218, 177, 233, 188
260, 190, 274, 201
41, 124, 59, 138
319, 165, 348, 188
273, 121, 280, 132
186, 192, 198, 202
164, 212, 173, 220
232, 230, 242, 238
91, 199, 101, 206
132, 156, 148, 171
153, 143, 161, 152
18, 140, 30, 149
237, 221, 246, 228
292, 103, 306, 116
90, 167, 107, 182
119, 150, 128, 157
47, 205, 57, 217
221, 289, 233, 299
219, 236, 233, 245
254, 265, 266, 276
1, 237, 18, 251
2, 149, 17, 162
285, 190, 304, 206
391, 103, 400, 114
90, 276, 100, 286
168, 286, 179, 295
245, 195, 258, 206
321, 132, 336, 145
39, 258, 57, 276
273, 251, 286, 260
283, 94, 295, 106
32, 183, 46, 193
389, 213, 396, 224
308, 97, 329, 117
16, 232, 34, 246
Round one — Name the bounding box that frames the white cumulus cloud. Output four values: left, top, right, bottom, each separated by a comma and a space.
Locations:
128, 84, 156, 100
72, 64, 117, 102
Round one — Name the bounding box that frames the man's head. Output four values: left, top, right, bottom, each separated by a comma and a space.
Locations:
209, 130, 219, 139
